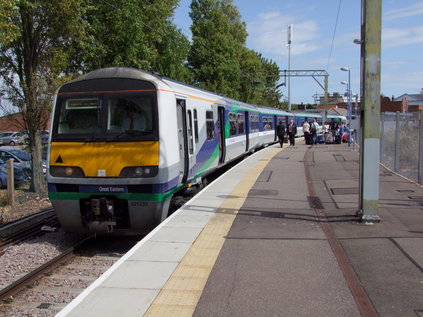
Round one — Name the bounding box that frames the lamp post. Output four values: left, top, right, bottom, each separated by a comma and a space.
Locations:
287, 25, 293, 112
340, 67, 352, 146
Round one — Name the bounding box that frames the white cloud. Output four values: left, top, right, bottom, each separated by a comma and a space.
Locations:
247, 11, 320, 57
384, 2, 423, 20
382, 70, 423, 95
382, 26, 423, 48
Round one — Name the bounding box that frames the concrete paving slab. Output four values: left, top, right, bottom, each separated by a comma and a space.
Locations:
130, 241, 192, 262
65, 288, 159, 317
341, 238, 423, 317
394, 237, 423, 269
100, 261, 178, 289
150, 226, 203, 243
164, 213, 213, 228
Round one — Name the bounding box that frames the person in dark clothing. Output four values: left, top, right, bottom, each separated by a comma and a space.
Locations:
276, 119, 286, 148
287, 119, 297, 146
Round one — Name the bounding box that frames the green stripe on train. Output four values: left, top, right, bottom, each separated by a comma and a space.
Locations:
48, 191, 174, 202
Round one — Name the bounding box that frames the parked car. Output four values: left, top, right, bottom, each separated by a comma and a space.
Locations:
24, 130, 50, 145
0, 148, 32, 181
0, 158, 26, 188
0, 131, 25, 146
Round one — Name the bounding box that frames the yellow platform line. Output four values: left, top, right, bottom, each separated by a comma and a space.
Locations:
144, 148, 282, 316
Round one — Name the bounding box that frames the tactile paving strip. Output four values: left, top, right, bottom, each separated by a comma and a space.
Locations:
144, 148, 281, 316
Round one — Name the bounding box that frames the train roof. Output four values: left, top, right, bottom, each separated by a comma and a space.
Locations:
63, 67, 290, 116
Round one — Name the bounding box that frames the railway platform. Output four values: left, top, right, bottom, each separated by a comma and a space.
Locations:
57, 141, 423, 317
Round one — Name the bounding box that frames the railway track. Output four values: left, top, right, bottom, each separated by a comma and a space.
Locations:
0, 208, 60, 252
0, 235, 139, 316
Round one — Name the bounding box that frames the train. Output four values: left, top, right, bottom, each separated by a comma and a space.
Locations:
46, 67, 345, 235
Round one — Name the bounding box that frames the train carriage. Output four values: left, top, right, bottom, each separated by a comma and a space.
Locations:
47, 67, 288, 235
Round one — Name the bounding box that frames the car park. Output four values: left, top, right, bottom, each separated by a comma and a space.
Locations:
0, 148, 32, 181
0, 131, 25, 146
0, 158, 26, 188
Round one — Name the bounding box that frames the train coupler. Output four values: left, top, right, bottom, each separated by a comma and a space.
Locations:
83, 198, 117, 233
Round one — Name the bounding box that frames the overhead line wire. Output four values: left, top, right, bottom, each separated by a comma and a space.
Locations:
326, 0, 342, 71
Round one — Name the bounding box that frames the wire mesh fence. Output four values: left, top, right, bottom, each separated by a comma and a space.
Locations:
380, 111, 422, 184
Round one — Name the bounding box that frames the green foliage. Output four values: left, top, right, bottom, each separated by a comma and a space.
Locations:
189, 0, 247, 99
0, 0, 19, 46
188, 0, 282, 107
75, 0, 191, 81
0, 0, 86, 194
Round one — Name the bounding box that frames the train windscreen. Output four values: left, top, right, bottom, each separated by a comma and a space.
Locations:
52, 78, 158, 141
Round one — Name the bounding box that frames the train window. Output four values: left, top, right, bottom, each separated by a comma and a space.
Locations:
206, 110, 215, 140
193, 109, 199, 143
107, 97, 153, 132
263, 116, 271, 131
58, 98, 101, 134
187, 110, 194, 154
250, 114, 259, 132
237, 113, 244, 134
267, 117, 273, 130
229, 112, 237, 136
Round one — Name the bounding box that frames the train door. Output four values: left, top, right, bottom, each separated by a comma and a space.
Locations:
274, 115, 278, 141
176, 99, 189, 184
245, 111, 250, 151
218, 106, 226, 164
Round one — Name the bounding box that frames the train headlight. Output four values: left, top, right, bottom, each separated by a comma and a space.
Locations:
119, 166, 158, 178
65, 167, 73, 176
135, 167, 144, 176
50, 166, 85, 178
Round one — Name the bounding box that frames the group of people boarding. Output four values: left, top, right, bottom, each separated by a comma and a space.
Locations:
276, 118, 346, 148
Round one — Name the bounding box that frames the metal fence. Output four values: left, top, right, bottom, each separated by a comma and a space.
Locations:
380, 111, 423, 184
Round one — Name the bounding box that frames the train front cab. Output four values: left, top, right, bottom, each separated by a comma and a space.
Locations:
47, 75, 174, 235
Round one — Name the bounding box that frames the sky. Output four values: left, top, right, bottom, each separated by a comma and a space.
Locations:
173, 0, 423, 105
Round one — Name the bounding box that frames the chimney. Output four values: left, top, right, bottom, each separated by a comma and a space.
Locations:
392, 95, 395, 101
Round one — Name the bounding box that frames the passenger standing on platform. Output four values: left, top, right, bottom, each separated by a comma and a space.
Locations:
310, 119, 319, 145
276, 119, 286, 148
302, 120, 310, 145
287, 119, 297, 146
330, 119, 339, 138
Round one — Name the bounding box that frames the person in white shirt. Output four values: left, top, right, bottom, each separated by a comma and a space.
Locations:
310, 119, 319, 145
302, 120, 310, 145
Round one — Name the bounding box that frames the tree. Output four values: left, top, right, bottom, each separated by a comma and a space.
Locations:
259, 55, 283, 108
238, 48, 265, 104
238, 50, 283, 108
188, 0, 247, 99
75, 0, 191, 82
0, 0, 19, 46
0, 0, 85, 194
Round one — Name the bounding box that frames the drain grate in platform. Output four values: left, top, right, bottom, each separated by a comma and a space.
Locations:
397, 189, 415, 193
330, 187, 359, 195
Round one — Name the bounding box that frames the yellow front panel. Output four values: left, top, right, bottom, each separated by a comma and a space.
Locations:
50, 141, 159, 177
